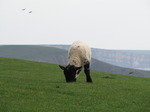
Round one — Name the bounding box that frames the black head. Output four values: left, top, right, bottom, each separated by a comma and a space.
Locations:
59, 65, 82, 82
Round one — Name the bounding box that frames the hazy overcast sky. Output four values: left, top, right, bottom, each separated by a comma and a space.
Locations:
0, 0, 150, 50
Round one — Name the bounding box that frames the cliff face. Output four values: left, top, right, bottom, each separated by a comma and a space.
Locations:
92, 49, 150, 70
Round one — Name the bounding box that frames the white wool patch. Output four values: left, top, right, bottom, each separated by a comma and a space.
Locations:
68, 40, 91, 67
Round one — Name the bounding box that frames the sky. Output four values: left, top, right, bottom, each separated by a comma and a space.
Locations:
0, 0, 150, 50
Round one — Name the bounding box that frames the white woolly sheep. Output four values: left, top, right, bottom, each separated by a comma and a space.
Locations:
59, 40, 93, 83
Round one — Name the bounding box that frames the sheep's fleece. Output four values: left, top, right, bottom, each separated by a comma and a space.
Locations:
68, 40, 91, 67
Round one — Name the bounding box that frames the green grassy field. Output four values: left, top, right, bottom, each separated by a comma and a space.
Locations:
0, 57, 150, 112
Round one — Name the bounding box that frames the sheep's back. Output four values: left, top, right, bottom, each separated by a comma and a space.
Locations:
68, 41, 91, 66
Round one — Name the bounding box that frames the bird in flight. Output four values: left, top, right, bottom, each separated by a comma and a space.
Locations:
21, 8, 32, 13
22, 8, 26, 11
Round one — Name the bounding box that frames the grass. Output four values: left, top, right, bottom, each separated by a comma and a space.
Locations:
0, 57, 150, 112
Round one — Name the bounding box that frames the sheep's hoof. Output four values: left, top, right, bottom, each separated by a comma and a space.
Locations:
87, 81, 93, 83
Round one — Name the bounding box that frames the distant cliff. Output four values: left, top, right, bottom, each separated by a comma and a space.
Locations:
92, 49, 150, 70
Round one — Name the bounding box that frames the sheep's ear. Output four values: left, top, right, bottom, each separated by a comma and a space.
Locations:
75, 66, 82, 70
59, 65, 66, 70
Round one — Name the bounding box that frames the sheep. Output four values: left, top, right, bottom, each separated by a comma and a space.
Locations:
59, 40, 93, 83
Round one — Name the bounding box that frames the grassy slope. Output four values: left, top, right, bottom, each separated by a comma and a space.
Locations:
0, 57, 150, 112
0, 45, 67, 59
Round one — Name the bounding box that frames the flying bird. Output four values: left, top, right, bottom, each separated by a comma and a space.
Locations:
22, 8, 32, 14
22, 8, 26, 11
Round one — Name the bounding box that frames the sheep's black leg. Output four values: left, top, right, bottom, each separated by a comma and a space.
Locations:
84, 64, 93, 83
